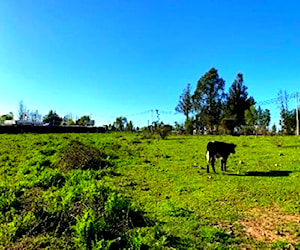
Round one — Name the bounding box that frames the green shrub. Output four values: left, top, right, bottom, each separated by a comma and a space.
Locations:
33, 168, 65, 188
158, 125, 173, 139
271, 240, 290, 249
104, 192, 130, 219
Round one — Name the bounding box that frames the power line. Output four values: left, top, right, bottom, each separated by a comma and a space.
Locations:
125, 110, 152, 117
257, 92, 298, 106
257, 91, 299, 136
102, 92, 300, 133
107, 92, 299, 118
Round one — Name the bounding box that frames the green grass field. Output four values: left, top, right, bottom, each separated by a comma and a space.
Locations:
0, 133, 299, 249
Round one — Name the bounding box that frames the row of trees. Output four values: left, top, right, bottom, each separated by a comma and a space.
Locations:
175, 68, 272, 135
1, 104, 135, 131
0, 101, 95, 127
39, 110, 95, 126
1, 101, 135, 129
1, 72, 297, 135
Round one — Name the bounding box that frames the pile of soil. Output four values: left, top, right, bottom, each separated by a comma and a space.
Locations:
57, 140, 109, 171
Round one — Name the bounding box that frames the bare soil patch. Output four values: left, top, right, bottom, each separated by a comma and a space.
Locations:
240, 205, 300, 244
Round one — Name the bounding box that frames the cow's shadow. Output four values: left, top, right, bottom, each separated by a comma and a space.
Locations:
281, 145, 300, 148
228, 170, 293, 177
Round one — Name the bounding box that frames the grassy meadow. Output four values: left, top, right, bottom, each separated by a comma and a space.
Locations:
0, 132, 299, 249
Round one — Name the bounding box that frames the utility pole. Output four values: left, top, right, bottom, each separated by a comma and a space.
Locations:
151, 109, 153, 125
156, 109, 160, 122
296, 92, 299, 136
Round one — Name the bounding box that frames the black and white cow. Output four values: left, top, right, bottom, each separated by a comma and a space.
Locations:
206, 141, 236, 173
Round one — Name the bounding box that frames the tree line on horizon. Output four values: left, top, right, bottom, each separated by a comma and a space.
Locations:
0, 67, 298, 135
175, 67, 298, 135
0, 101, 95, 127
0, 101, 134, 131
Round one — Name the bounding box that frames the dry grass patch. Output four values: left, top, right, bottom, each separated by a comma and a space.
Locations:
240, 205, 300, 244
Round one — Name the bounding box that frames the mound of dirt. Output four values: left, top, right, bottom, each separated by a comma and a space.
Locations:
57, 140, 109, 171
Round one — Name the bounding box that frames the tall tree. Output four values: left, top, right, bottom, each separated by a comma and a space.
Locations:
278, 90, 295, 134
264, 109, 271, 128
18, 100, 27, 120
17, 101, 41, 122
192, 68, 226, 133
126, 120, 134, 132
256, 106, 271, 129
43, 110, 62, 125
114, 116, 127, 131
223, 73, 255, 133
175, 83, 193, 120
280, 109, 296, 135
244, 105, 271, 134
30, 110, 42, 123
245, 105, 257, 127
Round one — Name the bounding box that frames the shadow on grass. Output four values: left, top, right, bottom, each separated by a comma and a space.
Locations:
281, 145, 300, 148
245, 170, 293, 177
167, 137, 189, 141
228, 170, 293, 177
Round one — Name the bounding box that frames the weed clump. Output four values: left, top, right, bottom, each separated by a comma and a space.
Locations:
56, 140, 109, 171
0, 176, 153, 249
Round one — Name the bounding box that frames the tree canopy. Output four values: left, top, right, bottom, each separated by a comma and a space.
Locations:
175, 83, 193, 120
192, 68, 226, 133
174, 68, 277, 135
76, 116, 95, 126
43, 110, 62, 125
0, 112, 14, 124
114, 116, 128, 131
222, 73, 255, 134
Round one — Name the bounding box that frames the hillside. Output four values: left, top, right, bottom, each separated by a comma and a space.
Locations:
0, 133, 299, 249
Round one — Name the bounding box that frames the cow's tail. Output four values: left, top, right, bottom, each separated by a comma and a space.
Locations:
205, 150, 210, 163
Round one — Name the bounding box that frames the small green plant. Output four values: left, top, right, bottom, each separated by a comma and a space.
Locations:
73, 209, 110, 249
128, 230, 144, 249
104, 192, 130, 220
199, 227, 233, 244
271, 240, 290, 249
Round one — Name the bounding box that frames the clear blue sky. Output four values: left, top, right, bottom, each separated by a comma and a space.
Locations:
1, 0, 299, 127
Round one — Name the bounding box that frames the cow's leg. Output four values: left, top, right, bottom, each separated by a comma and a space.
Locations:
211, 157, 216, 173
221, 159, 224, 171
221, 158, 227, 172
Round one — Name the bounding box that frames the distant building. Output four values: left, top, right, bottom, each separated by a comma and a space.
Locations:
4, 120, 17, 126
